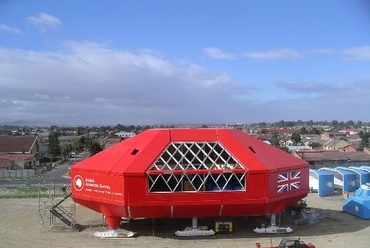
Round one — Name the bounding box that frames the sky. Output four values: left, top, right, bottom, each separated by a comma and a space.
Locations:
1, 0, 370, 126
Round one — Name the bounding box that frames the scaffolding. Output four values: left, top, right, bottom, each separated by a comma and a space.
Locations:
38, 183, 81, 231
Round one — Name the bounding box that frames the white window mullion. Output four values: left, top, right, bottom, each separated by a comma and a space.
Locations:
148, 175, 160, 192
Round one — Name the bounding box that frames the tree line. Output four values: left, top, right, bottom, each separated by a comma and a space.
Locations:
47, 131, 103, 161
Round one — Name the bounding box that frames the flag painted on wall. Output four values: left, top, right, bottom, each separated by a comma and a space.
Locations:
277, 171, 301, 193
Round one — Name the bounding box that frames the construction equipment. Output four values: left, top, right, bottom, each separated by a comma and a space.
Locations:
215, 221, 233, 234
256, 237, 315, 248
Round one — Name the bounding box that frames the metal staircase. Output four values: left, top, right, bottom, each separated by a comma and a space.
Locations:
49, 193, 81, 231
39, 184, 81, 231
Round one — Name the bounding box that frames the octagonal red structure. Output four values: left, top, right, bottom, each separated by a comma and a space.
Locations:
71, 128, 309, 229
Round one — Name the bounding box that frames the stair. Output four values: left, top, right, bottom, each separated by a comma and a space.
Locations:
49, 193, 82, 231
53, 193, 72, 208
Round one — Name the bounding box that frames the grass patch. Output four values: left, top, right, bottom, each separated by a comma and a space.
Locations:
0, 185, 67, 199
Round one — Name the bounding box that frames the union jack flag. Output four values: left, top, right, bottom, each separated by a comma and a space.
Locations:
290, 181, 300, 190
277, 173, 288, 183
277, 183, 289, 193
277, 170, 301, 193
290, 171, 300, 180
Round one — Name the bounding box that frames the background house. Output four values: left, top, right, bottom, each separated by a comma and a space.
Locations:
0, 157, 12, 170
115, 131, 135, 140
338, 127, 358, 135
321, 131, 347, 140
293, 148, 370, 169
0, 136, 39, 169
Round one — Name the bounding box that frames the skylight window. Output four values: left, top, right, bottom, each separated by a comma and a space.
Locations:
147, 142, 246, 192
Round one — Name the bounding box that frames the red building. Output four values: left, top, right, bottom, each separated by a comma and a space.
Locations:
71, 128, 309, 230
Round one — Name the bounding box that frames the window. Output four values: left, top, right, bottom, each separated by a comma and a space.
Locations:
147, 142, 247, 192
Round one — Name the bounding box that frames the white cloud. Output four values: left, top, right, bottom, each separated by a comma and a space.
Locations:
341, 46, 370, 61
1, 42, 368, 125
0, 23, 23, 35
0, 42, 253, 125
27, 12, 62, 33
243, 48, 337, 60
272, 80, 370, 115
275, 81, 350, 94
33, 94, 50, 100
203, 47, 235, 60
243, 49, 303, 60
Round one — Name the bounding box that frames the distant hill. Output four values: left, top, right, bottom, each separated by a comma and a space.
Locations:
0, 120, 58, 127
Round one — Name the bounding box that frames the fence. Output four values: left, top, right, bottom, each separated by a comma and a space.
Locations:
0, 163, 62, 178
0, 169, 36, 178
0, 184, 68, 198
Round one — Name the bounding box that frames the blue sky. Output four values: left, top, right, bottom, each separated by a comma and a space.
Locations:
1, 0, 369, 126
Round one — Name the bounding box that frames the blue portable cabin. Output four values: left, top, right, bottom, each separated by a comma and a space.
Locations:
309, 169, 319, 191
334, 168, 357, 192
358, 166, 370, 184
309, 169, 334, 196
319, 167, 357, 192
318, 167, 343, 190
336, 166, 360, 188
348, 167, 370, 187
358, 166, 370, 178
343, 184, 370, 219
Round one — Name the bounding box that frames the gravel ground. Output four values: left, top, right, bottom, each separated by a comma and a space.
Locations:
0, 192, 369, 248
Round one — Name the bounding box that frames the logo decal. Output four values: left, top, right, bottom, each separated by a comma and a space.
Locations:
73, 175, 84, 191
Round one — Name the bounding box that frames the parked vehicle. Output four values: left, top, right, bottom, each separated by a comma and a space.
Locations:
256, 237, 315, 248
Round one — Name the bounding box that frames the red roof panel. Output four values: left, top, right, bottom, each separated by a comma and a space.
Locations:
73, 128, 308, 175
111, 129, 171, 175
170, 128, 219, 141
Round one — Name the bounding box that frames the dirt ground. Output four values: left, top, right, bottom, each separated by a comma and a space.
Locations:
0, 192, 369, 248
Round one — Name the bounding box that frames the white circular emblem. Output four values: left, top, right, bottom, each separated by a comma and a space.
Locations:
73, 175, 84, 191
